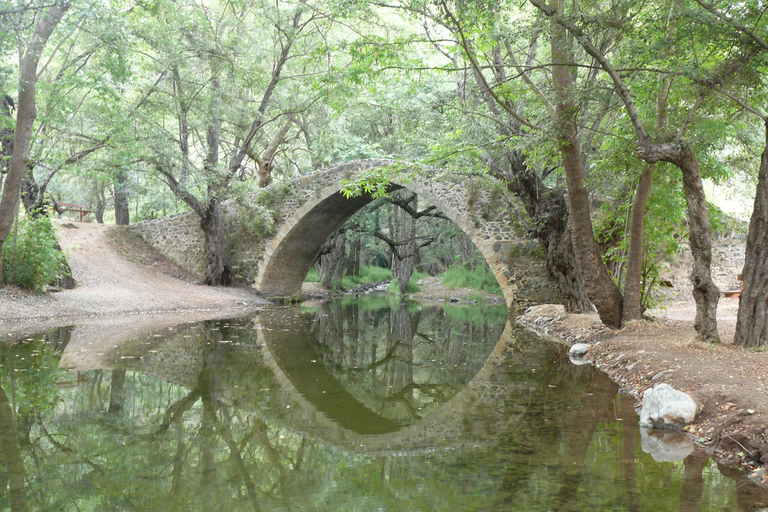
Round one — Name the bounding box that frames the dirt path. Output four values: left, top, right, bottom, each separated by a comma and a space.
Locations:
0, 220, 265, 331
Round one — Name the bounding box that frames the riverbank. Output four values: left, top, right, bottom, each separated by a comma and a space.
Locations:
518, 302, 768, 486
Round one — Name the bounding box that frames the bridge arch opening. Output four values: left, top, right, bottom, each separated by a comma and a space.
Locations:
254, 160, 522, 305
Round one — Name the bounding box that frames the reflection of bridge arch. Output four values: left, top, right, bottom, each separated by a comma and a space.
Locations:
104, 310, 554, 456
254, 159, 527, 306
256, 308, 530, 455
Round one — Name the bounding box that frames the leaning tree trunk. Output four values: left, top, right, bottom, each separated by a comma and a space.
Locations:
201, 200, 232, 286
734, 120, 768, 347
550, 9, 623, 328
622, 164, 655, 322
637, 141, 720, 342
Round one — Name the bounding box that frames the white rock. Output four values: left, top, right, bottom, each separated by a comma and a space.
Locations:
639, 383, 697, 429
569, 343, 590, 357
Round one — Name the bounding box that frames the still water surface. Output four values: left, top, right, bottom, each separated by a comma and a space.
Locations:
1, 295, 766, 511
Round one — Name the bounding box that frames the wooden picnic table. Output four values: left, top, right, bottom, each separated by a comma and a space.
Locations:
56, 202, 93, 221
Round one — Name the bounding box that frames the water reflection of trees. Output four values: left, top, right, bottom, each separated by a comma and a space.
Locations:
0, 318, 765, 511
308, 300, 507, 421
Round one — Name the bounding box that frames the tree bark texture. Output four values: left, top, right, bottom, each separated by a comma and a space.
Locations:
201, 200, 233, 286
319, 230, 346, 289
0, 3, 70, 285
636, 141, 720, 342
114, 168, 130, 225
391, 196, 417, 295
734, 120, 768, 347
486, 150, 592, 312
346, 234, 361, 276
550, 8, 623, 328
622, 164, 655, 321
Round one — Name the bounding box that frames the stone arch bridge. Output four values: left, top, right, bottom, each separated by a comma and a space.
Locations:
128, 159, 558, 307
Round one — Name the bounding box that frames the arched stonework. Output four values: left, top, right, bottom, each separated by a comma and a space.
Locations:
254, 159, 536, 307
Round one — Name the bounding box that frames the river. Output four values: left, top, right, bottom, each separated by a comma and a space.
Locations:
0, 294, 765, 510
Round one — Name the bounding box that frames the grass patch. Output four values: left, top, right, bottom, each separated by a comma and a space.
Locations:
305, 265, 392, 289
304, 267, 320, 283
441, 265, 502, 296
386, 274, 423, 295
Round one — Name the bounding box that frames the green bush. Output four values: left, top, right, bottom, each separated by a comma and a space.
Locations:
441, 265, 502, 296
342, 265, 392, 288
2, 216, 67, 292
233, 202, 275, 238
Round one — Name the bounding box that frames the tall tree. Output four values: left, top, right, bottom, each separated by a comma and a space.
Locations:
0, 1, 70, 285
137, 0, 329, 285
545, 0, 624, 327
690, 0, 768, 347
529, 0, 726, 341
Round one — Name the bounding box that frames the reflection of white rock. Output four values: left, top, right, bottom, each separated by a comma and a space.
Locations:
639, 383, 697, 429
568, 354, 591, 366
569, 343, 590, 356
640, 427, 695, 462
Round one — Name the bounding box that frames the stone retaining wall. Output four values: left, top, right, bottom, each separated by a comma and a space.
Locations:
661, 233, 746, 300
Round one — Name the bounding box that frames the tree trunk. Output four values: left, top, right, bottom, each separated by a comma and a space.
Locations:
486, 150, 592, 312
550, 6, 623, 328
547, 219, 592, 312
623, 164, 655, 321
94, 184, 106, 224
346, 234, 361, 276
391, 197, 417, 295
108, 370, 127, 416
734, 120, 768, 347
0, 3, 70, 286
201, 200, 233, 286
637, 141, 720, 342
320, 230, 346, 289
114, 168, 130, 225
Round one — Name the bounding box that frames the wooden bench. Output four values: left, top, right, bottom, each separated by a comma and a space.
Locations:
56, 202, 92, 221
722, 274, 743, 299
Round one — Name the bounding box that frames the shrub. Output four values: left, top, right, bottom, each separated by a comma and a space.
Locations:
2, 216, 67, 292
233, 202, 275, 238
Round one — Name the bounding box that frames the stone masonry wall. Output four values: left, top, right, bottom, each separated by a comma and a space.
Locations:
661, 232, 747, 301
